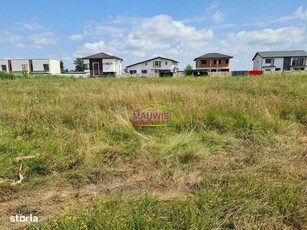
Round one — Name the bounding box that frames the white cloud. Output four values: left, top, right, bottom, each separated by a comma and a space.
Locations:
212, 11, 224, 23
132, 51, 146, 57
29, 32, 57, 45
69, 34, 83, 41
125, 33, 170, 50
0, 31, 23, 43
207, 1, 219, 11
137, 15, 213, 41
18, 21, 42, 31
227, 27, 305, 46
83, 41, 106, 51
276, 6, 307, 22
15, 43, 26, 48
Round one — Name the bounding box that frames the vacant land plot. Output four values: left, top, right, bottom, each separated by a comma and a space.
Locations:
0, 74, 306, 229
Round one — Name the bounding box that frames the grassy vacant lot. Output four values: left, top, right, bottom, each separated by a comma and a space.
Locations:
0, 74, 306, 229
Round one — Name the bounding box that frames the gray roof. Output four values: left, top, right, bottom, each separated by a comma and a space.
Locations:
126, 56, 179, 68
194, 53, 233, 61
82, 52, 123, 61
252, 50, 307, 60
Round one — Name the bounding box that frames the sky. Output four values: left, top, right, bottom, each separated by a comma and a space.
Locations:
1, 0, 306, 71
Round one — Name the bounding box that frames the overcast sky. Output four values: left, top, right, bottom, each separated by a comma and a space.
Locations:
1, 0, 306, 70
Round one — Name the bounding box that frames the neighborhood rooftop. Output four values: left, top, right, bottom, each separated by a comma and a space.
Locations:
252, 50, 307, 60
126, 56, 179, 68
82, 52, 123, 61
194, 53, 233, 61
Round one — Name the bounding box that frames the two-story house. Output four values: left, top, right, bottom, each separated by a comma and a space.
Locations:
193, 53, 233, 76
82, 52, 123, 76
126, 57, 179, 77
252, 50, 307, 73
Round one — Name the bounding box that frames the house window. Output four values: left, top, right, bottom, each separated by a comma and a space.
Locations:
145, 63, 147, 65
129, 70, 137, 74
265, 59, 272, 64
43, 64, 49, 71
219, 60, 222, 64
22, 64, 27, 70
165, 61, 168, 65
292, 58, 304, 66
141, 70, 147, 74
226, 59, 229, 64
154, 61, 161, 68
201, 60, 207, 64
214, 60, 217, 64
1, 65, 7, 71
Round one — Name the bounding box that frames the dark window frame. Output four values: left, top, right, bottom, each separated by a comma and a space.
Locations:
154, 61, 161, 67
129, 70, 137, 74
43, 64, 49, 71
1, 65, 7, 71
265, 59, 272, 64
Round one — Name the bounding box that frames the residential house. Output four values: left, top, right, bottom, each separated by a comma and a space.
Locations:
0, 59, 61, 74
0, 59, 11, 73
193, 53, 233, 76
126, 57, 179, 77
252, 50, 307, 73
82, 52, 123, 76
31, 59, 61, 74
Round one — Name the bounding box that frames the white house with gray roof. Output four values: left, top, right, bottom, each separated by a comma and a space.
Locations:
126, 57, 179, 77
252, 50, 307, 73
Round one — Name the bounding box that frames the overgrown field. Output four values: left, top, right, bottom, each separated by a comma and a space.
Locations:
0, 74, 306, 229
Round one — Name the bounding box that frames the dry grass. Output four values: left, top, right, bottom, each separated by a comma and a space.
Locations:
0, 74, 306, 229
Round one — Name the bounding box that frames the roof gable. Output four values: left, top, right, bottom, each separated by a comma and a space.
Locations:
194, 53, 233, 61
126, 56, 179, 68
82, 52, 123, 61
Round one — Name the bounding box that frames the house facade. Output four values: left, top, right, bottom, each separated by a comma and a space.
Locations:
193, 53, 233, 75
126, 57, 179, 77
0, 59, 61, 74
32, 59, 61, 74
0, 59, 11, 73
252, 50, 307, 73
82, 52, 123, 76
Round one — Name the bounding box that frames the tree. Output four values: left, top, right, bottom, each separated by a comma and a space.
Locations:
60, 60, 65, 73
74, 57, 88, 72
184, 64, 193, 76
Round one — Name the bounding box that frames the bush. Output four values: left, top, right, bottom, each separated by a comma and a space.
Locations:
0, 71, 16, 80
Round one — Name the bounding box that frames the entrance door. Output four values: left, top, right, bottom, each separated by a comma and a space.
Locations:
93, 62, 100, 75
283, 57, 291, 71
